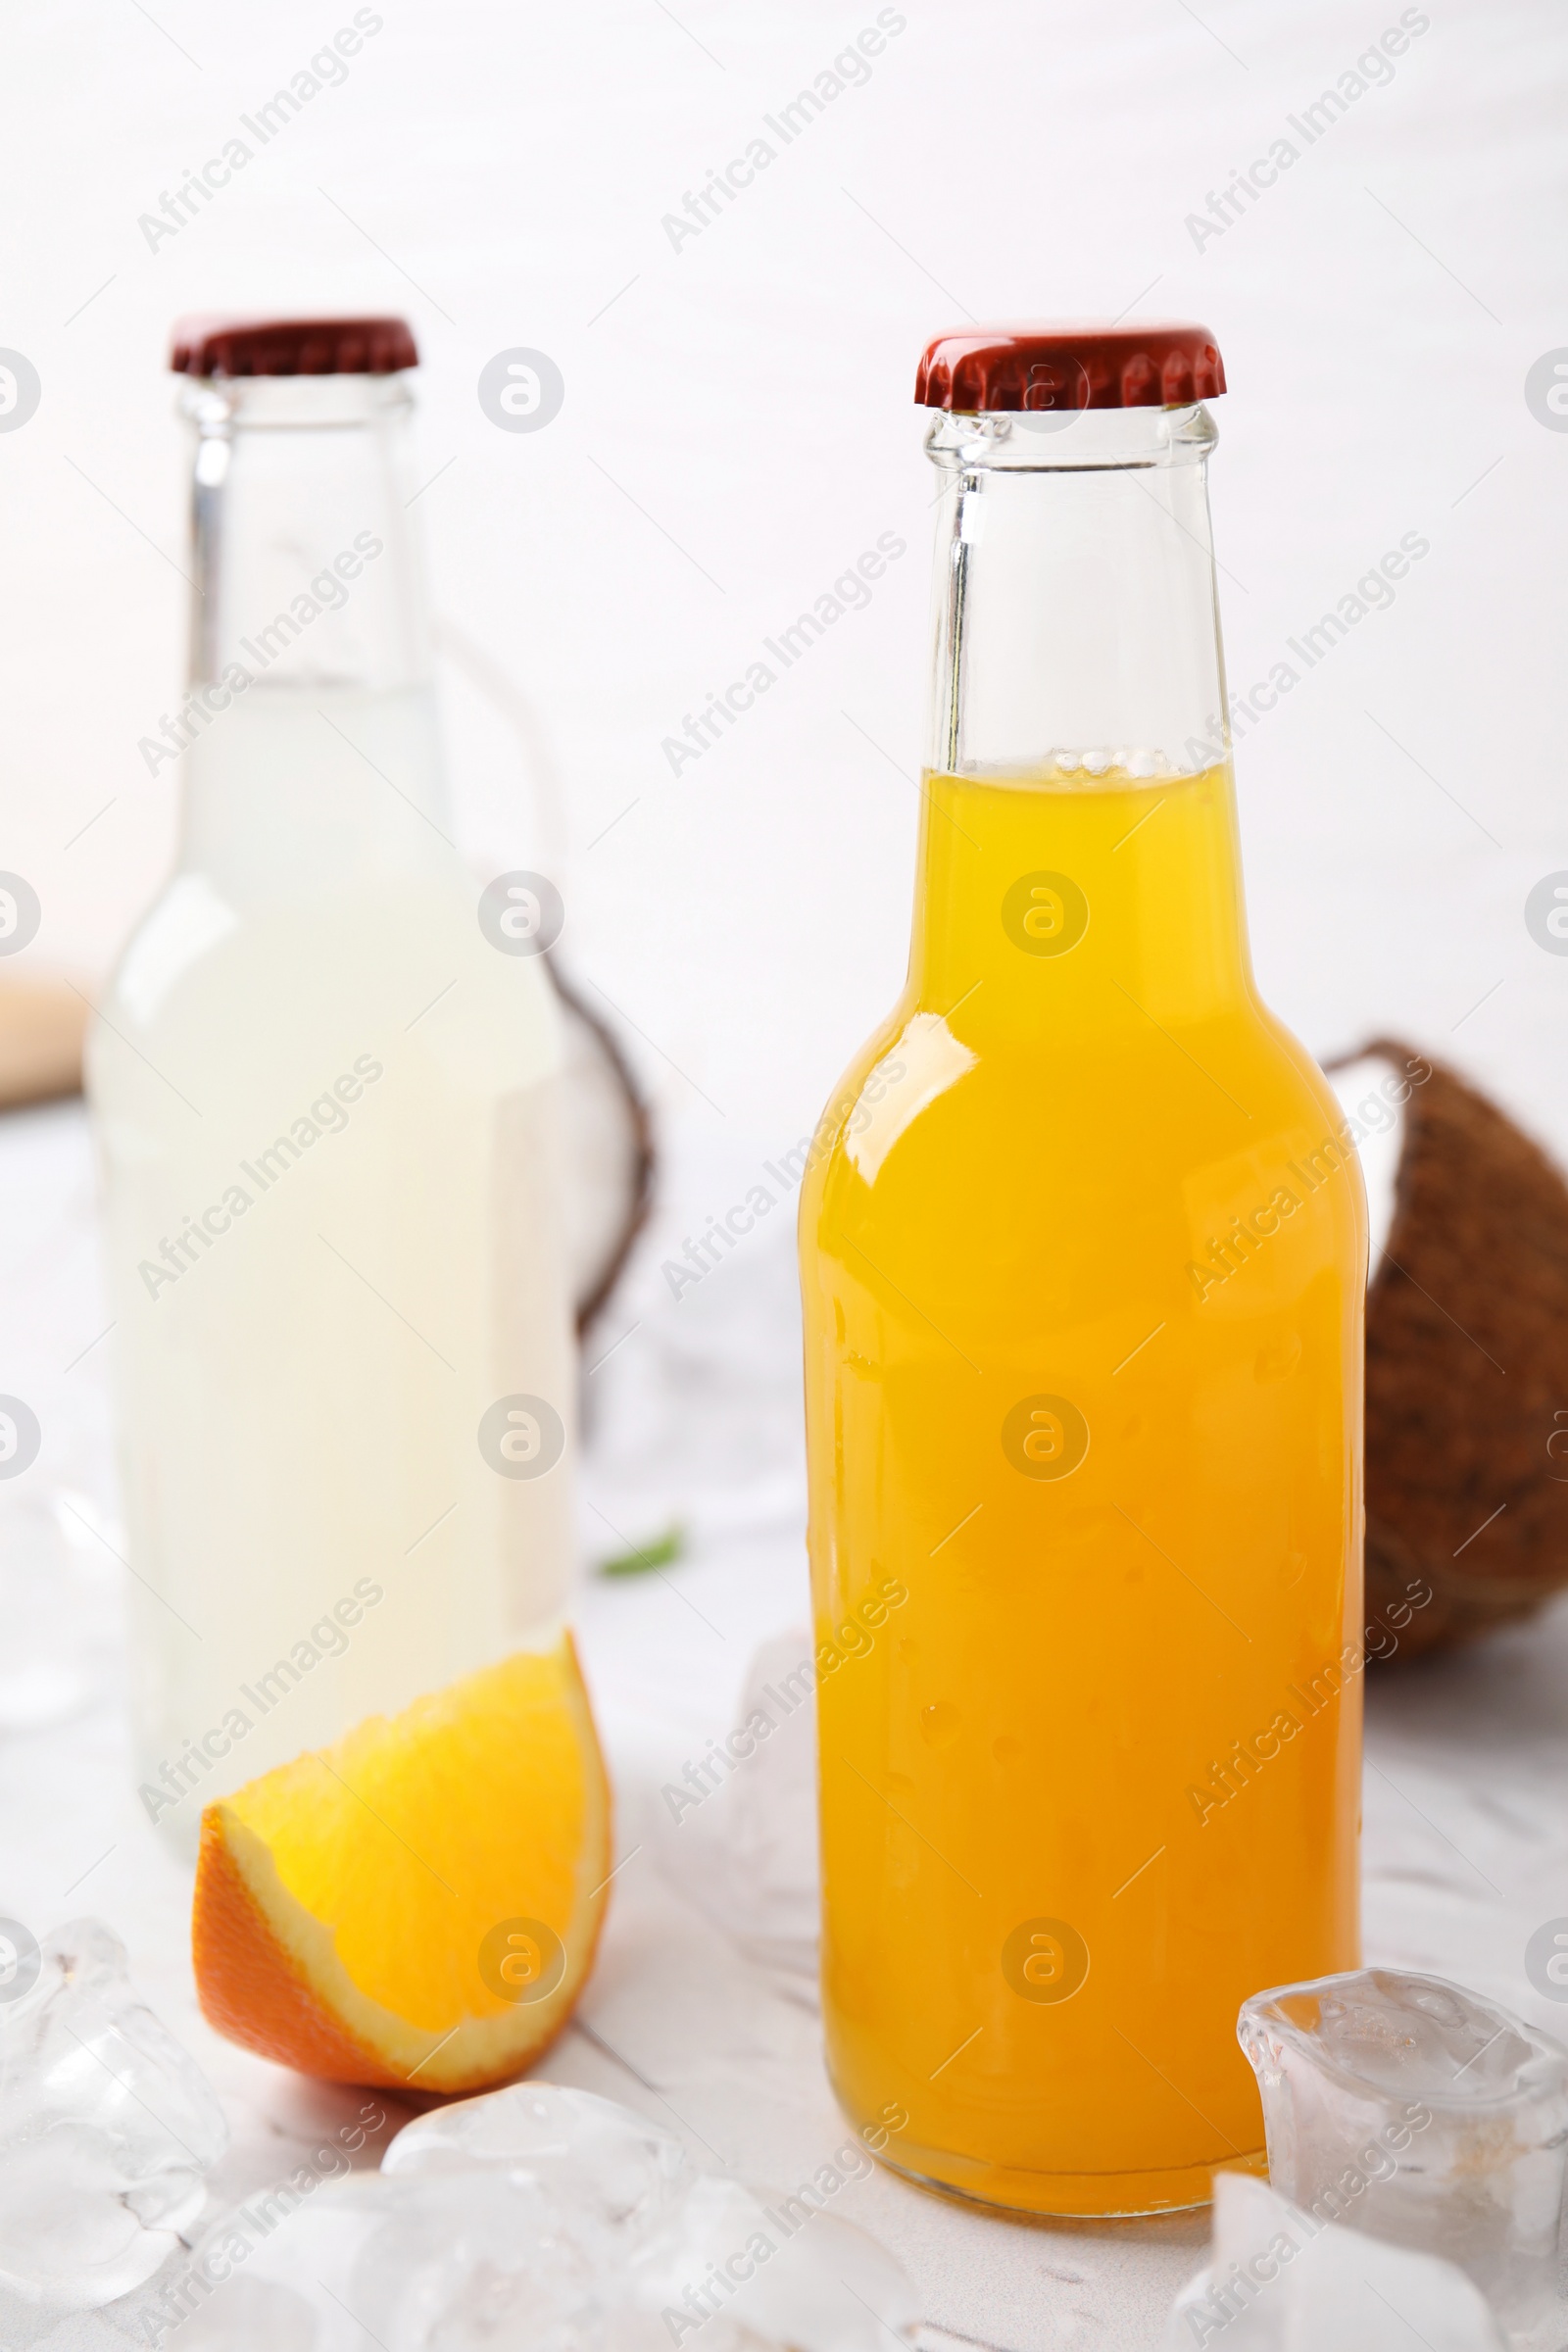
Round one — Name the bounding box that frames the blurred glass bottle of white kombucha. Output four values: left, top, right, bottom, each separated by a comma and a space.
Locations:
87, 316, 574, 1852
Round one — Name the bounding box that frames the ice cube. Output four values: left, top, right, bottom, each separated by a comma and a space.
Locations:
184, 2112, 918, 2352
384, 2081, 694, 2244
178, 2171, 598, 2352
1164, 2170, 1506, 2350
348, 2171, 596, 2352
653, 1629, 819, 1978
154, 2182, 384, 2352
1238, 1968, 1568, 2344
0, 1918, 227, 2308
384, 2089, 915, 2350
627, 2174, 918, 2352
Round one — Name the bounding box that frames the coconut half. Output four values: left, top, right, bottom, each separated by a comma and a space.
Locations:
1329, 1041, 1568, 1660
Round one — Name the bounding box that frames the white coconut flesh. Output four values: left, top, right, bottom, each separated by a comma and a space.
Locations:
1327, 1054, 1404, 1281
557, 986, 649, 1320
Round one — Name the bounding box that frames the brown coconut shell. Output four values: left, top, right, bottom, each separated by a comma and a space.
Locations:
1355, 1039, 1568, 1658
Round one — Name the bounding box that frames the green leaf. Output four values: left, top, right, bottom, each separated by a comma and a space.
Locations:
596, 1523, 686, 1578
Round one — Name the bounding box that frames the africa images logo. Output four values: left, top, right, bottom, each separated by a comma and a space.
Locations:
1002, 871, 1089, 957
477, 1396, 565, 1480
1002, 1917, 1090, 2004
1002, 1395, 1090, 1481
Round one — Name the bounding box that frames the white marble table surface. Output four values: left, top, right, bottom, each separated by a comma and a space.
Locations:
4, 1096, 1567, 2351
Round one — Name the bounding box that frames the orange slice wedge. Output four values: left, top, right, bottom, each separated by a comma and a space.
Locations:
192, 1633, 611, 2092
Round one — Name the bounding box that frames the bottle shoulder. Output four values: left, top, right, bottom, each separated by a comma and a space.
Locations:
88, 863, 563, 1126
804, 991, 1366, 1249
96, 871, 243, 1038
97, 864, 511, 1026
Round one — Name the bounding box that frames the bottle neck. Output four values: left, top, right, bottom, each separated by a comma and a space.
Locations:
910, 402, 1250, 1032
185, 371, 431, 691
908, 761, 1250, 1033
924, 402, 1228, 779
173, 373, 450, 891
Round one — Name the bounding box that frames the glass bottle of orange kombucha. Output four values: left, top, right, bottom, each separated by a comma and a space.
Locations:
800, 323, 1363, 2218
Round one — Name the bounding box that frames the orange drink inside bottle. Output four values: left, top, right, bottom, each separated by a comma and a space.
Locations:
800, 324, 1363, 2217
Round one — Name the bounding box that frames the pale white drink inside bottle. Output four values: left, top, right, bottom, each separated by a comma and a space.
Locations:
87, 318, 574, 1851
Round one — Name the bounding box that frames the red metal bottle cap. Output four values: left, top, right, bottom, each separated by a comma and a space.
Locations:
915, 322, 1225, 414
170, 315, 418, 378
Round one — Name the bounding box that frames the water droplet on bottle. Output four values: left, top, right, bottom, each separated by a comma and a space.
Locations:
920, 1700, 959, 1748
